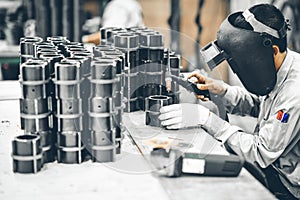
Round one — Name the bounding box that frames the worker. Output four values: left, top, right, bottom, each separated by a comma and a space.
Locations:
159, 4, 300, 200
101, 0, 143, 28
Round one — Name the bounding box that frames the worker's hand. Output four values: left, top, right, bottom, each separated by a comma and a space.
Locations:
188, 72, 227, 99
159, 103, 210, 129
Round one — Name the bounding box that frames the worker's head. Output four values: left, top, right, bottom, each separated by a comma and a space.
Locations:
233, 4, 287, 54
201, 4, 290, 96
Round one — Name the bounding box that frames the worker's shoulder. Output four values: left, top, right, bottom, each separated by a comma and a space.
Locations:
278, 51, 300, 104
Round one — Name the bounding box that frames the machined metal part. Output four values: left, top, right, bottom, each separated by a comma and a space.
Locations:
36, 130, 55, 163
57, 131, 85, 164
40, 53, 64, 75
37, 49, 59, 58
139, 33, 164, 62
20, 61, 50, 81
71, 52, 92, 75
88, 112, 113, 132
90, 130, 116, 162
92, 57, 122, 93
20, 98, 50, 115
90, 60, 116, 80
20, 37, 43, 55
124, 97, 140, 112
55, 84, 81, 99
54, 61, 82, 81
93, 45, 115, 57
97, 52, 125, 75
89, 60, 117, 98
54, 61, 82, 98
112, 108, 122, 138
145, 95, 172, 127
88, 97, 113, 113
114, 33, 139, 50
34, 43, 57, 57
20, 54, 34, 64
47, 36, 68, 45
56, 98, 82, 115
21, 112, 51, 132
12, 134, 43, 173
21, 83, 49, 99
113, 90, 123, 108
56, 114, 83, 132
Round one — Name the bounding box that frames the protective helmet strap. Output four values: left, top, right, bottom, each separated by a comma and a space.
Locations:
242, 9, 287, 39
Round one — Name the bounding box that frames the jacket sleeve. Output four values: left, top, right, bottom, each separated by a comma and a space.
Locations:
202, 90, 300, 168
222, 84, 261, 117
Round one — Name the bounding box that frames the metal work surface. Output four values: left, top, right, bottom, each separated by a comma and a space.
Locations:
0, 81, 169, 200
123, 111, 276, 200
0, 81, 275, 200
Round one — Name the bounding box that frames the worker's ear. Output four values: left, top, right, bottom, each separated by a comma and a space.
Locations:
272, 45, 279, 56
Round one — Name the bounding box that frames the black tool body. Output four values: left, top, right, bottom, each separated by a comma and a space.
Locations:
171, 74, 210, 99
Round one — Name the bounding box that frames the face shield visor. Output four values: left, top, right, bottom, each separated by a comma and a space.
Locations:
200, 10, 288, 96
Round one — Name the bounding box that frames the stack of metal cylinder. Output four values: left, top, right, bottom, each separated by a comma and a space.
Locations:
88, 59, 117, 162
100, 27, 181, 112
19, 36, 56, 170
93, 45, 125, 155
15, 26, 181, 173
53, 60, 86, 164
16, 35, 124, 173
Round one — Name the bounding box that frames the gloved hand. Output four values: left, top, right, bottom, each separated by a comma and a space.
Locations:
159, 103, 210, 129
188, 72, 227, 100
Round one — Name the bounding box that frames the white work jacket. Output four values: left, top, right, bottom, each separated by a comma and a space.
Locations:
202, 49, 300, 197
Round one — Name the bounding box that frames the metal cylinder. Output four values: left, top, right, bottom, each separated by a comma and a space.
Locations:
71, 52, 92, 75
88, 112, 113, 132
20, 61, 50, 81
90, 60, 116, 98
21, 83, 49, 99
20, 36, 43, 55
93, 45, 114, 57
56, 114, 83, 132
47, 36, 68, 45
55, 84, 81, 99
40, 53, 64, 76
90, 130, 116, 162
12, 134, 43, 173
89, 97, 113, 113
21, 112, 51, 132
145, 95, 172, 127
139, 33, 164, 63
114, 33, 139, 68
36, 130, 55, 163
55, 61, 82, 81
20, 98, 50, 115
56, 98, 82, 115
57, 131, 85, 164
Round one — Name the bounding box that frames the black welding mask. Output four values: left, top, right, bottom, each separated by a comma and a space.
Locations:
201, 9, 288, 96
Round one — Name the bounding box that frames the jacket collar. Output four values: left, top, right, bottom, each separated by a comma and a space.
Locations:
268, 49, 294, 99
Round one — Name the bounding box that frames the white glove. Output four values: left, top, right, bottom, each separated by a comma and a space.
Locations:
187, 72, 227, 100
159, 103, 210, 129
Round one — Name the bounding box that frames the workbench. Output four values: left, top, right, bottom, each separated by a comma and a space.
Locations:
0, 81, 276, 200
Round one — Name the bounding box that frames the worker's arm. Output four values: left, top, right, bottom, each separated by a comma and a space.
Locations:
202, 88, 300, 168
188, 72, 261, 117
222, 84, 261, 117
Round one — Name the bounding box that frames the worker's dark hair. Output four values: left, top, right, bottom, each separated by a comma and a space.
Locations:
233, 4, 287, 52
